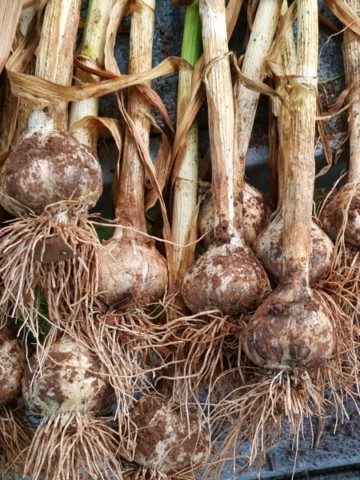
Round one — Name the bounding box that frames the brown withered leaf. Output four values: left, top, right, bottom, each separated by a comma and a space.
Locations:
0, 0, 22, 74
7, 56, 184, 104
325, 0, 360, 35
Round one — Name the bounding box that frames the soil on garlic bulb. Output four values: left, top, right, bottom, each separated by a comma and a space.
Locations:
97, 230, 168, 306
22, 334, 121, 480
254, 212, 334, 284
243, 284, 335, 369
22, 335, 112, 416
182, 239, 271, 315
198, 183, 272, 248
127, 395, 210, 477
0, 130, 102, 217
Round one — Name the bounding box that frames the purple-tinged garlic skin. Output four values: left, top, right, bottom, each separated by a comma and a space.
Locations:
182, 239, 271, 315
0, 131, 103, 216
98, 232, 168, 306
243, 286, 335, 370
22, 336, 112, 417
198, 183, 272, 247
0, 325, 25, 405
130, 396, 210, 474
320, 183, 360, 249
254, 213, 334, 284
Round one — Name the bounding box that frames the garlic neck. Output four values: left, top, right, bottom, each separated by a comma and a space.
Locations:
25, 109, 55, 138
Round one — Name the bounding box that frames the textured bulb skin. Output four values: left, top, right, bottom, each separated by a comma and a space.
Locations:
254, 214, 334, 284
182, 242, 271, 315
0, 325, 25, 404
22, 336, 112, 417
198, 183, 271, 247
0, 132, 103, 216
130, 396, 209, 474
98, 235, 168, 306
320, 183, 360, 248
243, 287, 335, 370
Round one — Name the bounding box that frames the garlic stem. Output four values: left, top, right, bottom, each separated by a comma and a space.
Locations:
69, 0, 113, 148
281, 0, 318, 283
115, 0, 156, 233
200, 0, 236, 243
275, 0, 296, 206
235, 0, 282, 206
171, 0, 202, 285
34, 0, 81, 131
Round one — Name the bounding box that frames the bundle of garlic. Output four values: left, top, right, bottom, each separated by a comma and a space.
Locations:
0, 1, 358, 479
0, 0, 103, 340
22, 331, 121, 480
166, 0, 275, 410
121, 394, 210, 479
209, 0, 359, 473
197, 0, 281, 251
317, 0, 360, 333
81, 0, 172, 454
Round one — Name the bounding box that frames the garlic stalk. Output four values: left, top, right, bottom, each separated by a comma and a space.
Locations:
182, 0, 271, 315
253, 0, 334, 284
98, 0, 168, 306
69, 0, 113, 148
0, 0, 102, 339
321, 0, 360, 248
244, 0, 334, 375
170, 0, 202, 297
